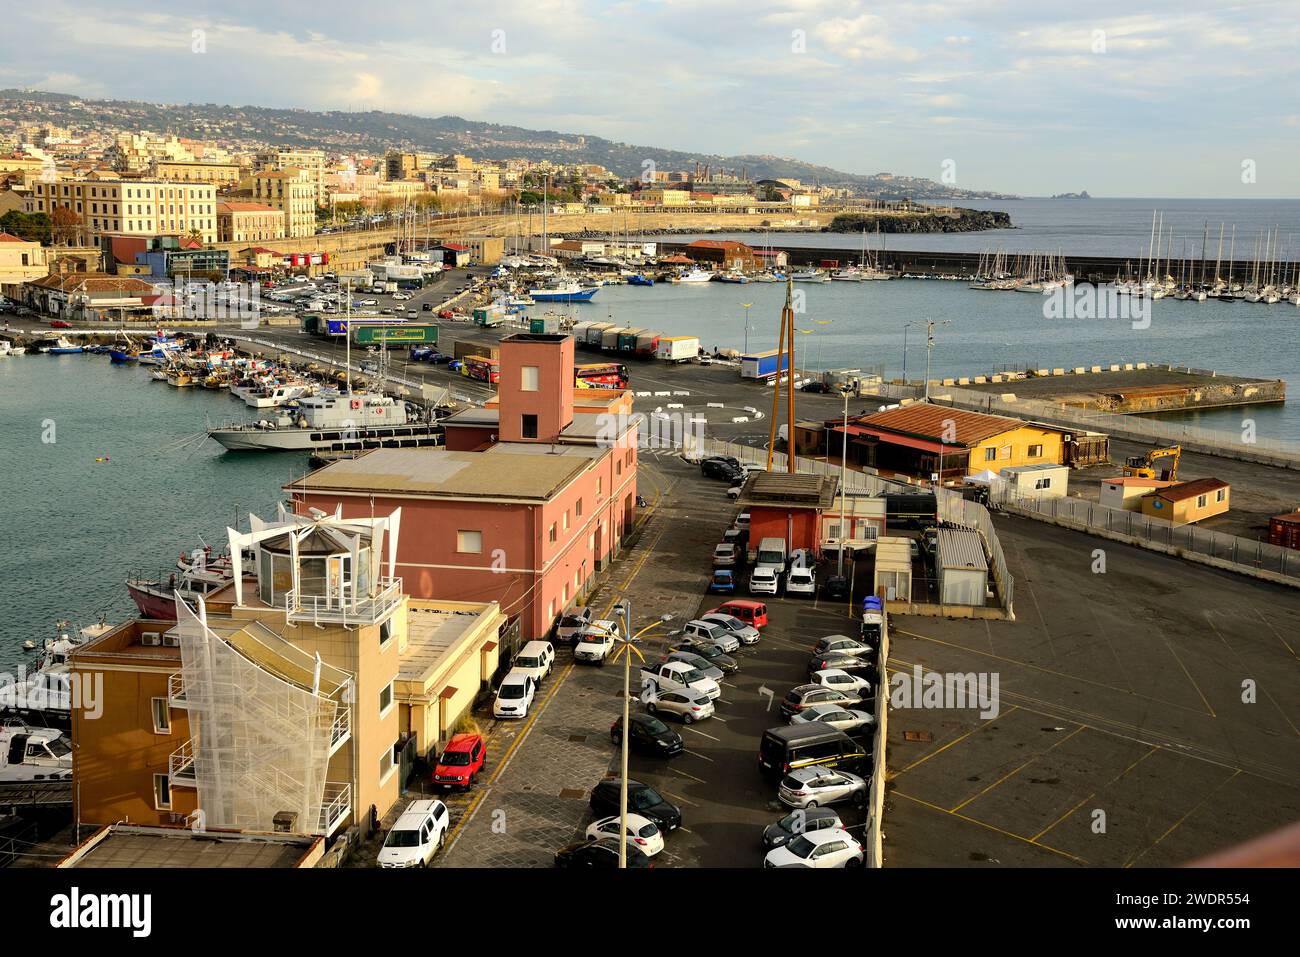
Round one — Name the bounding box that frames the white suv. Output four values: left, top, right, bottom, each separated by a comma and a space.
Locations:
749, 566, 780, 596
764, 827, 864, 868
511, 640, 555, 682
494, 670, 537, 717
377, 800, 450, 867
786, 566, 816, 596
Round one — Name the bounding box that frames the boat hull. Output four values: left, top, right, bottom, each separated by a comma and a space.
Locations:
530, 288, 598, 302
208, 422, 444, 452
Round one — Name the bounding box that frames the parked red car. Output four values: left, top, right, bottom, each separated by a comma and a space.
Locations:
706, 599, 769, 629
433, 733, 486, 790
50, 319, 72, 328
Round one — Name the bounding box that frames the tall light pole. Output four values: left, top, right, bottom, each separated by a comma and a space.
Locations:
606, 604, 673, 868
741, 302, 753, 353
837, 388, 852, 576
902, 321, 915, 388
922, 318, 952, 403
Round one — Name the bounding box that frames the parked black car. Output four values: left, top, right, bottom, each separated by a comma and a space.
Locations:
554, 837, 652, 868
762, 807, 844, 849
821, 574, 851, 601
701, 457, 744, 482
611, 713, 684, 757
667, 638, 739, 673
590, 779, 682, 832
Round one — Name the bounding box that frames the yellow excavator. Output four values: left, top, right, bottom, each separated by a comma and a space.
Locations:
1123, 445, 1181, 481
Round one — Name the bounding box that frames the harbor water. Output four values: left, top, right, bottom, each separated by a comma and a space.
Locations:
0, 356, 306, 669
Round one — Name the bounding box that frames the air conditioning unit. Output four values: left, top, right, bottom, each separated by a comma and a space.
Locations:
272, 811, 299, 833
161, 633, 180, 647
141, 633, 161, 647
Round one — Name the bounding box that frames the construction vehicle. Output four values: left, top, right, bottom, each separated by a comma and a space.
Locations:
1123, 445, 1181, 481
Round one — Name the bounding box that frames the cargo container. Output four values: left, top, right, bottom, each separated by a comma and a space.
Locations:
872, 537, 913, 602
473, 306, 507, 327
656, 335, 699, 363
530, 315, 561, 335
633, 330, 661, 358
601, 326, 627, 351
740, 349, 791, 380
453, 338, 501, 361
352, 323, 438, 348
617, 327, 645, 352
585, 321, 615, 347
572, 321, 594, 342
1268, 511, 1300, 550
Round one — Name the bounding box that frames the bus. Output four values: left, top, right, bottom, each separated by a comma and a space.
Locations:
461, 355, 500, 384
575, 362, 630, 390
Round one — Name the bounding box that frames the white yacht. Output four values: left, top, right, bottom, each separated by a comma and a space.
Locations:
676, 268, 714, 284
0, 725, 72, 783
243, 381, 315, 409
207, 391, 444, 452
791, 269, 830, 283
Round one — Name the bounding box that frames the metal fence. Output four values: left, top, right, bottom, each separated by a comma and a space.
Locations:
990, 486, 1300, 583
934, 485, 1015, 610
867, 615, 889, 868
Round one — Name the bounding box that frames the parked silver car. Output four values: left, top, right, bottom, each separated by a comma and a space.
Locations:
789, 703, 876, 733
645, 687, 715, 723
698, 613, 760, 645
664, 651, 724, 682
778, 768, 868, 809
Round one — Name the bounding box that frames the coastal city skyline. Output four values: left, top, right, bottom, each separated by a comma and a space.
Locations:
1, 0, 1297, 198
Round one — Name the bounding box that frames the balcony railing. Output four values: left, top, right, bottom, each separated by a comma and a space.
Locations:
318, 783, 352, 837
167, 672, 188, 708
284, 576, 403, 626
328, 708, 351, 757
169, 739, 197, 787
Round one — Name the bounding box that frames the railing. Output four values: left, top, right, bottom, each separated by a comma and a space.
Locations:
284, 576, 403, 625
328, 708, 351, 756
168, 739, 197, 786
167, 672, 187, 708
318, 783, 353, 837
990, 485, 1300, 584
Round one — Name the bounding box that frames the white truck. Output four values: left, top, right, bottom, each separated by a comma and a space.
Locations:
656, 335, 700, 363
641, 660, 721, 700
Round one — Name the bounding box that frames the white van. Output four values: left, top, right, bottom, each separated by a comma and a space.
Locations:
377, 799, 450, 868
512, 640, 555, 683
755, 536, 787, 571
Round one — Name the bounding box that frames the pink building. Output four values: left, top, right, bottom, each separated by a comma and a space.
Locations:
287, 334, 639, 643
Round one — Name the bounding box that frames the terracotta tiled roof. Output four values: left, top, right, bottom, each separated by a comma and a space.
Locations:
218, 201, 280, 213
0, 231, 30, 242
29, 273, 157, 294
858, 403, 1026, 448
1143, 478, 1229, 503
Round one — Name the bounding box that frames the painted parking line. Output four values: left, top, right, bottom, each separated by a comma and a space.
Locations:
661, 790, 698, 807
682, 749, 714, 763
684, 726, 721, 742
672, 767, 709, 785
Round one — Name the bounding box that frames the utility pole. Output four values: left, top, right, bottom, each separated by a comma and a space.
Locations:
741, 302, 752, 354
922, 318, 951, 402
837, 388, 851, 576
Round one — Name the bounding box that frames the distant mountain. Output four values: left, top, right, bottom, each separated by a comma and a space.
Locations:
0, 89, 1017, 201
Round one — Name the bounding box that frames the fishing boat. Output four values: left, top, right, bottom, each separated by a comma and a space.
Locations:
207, 391, 444, 452
529, 280, 598, 302
47, 336, 83, 354
243, 381, 314, 409
126, 547, 241, 619
626, 274, 654, 287
791, 269, 830, 283
714, 271, 751, 284
676, 268, 714, 284
830, 267, 864, 281
0, 340, 23, 357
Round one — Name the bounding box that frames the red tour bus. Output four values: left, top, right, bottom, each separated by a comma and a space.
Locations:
461, 355, 500, 384
575, 362, 630, 390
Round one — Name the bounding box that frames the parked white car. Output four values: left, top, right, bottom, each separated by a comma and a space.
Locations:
698, 613, 760, 646
763, 827, 864, 868
555, 607, 593, 643
585, 814, 665, 857
377, 799, 450, 867
644, 687, 715, 723
392, 292, 412, 301
789, 703, 876, 733
810, 668, 874, 696
749, 566, 780, 596
778, 767, 868, 809
511, 640, 555, 683
641, 660, 720, 700
681, 619, 740, 653
493, 670, 537, 718
786, 566, 816, 596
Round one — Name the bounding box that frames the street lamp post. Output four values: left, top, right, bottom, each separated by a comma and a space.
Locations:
837, 388, 852, 576
742, 302, 753, 353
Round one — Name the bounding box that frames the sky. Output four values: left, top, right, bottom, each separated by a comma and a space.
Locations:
1, 0, 1297, 197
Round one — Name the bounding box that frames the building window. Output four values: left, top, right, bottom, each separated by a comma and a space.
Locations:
151, 697, 171, 734
379, 618, 394, 649
549, 523, 557, 543
457, 530, 483, 554
563, 510, 570, 531
575, 498, 583, 518
1028, 444, 1043, 458
379, 749, 394, 784
617, 461, 622, 476
153, 774, 172, 811
1216, 488, 1226, 502
1196, 494, 1207, 508
1035, 477, 1052, 490
379, 681, 394, 717
985, 447, 997, 461
521, 365, 539, 391
522, 414, 538, 439
597, 477, 603, 496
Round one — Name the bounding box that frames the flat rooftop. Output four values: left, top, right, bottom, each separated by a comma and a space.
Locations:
287, 447, 590, 501
60, 825, 319, 869
400, 602, 496, 684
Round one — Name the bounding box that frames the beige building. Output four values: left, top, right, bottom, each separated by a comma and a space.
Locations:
0, 231, 49, 290
154, 159, 245, 186
26, 177, 218, 244
217, 201, 286, 244
247, 168, 316, 238
258, 148, 326, 205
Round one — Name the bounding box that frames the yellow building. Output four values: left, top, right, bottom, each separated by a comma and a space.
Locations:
154, 159, 245, 185
258, 148, 326, 205
1140, 478, 1230, 526
246, 168, 316, 238
217, 201, 286, 244
841, 403, 1070, 481
640, 188, 691, 207
26, 176, 218, 244
69, 509, 504, 838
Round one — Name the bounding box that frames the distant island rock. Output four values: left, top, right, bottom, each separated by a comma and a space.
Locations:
824, 207, 1012, 234
1050, 191, 1091, 199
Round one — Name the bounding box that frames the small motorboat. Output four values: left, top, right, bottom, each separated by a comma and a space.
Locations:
48, 336, 84, 354
21, 640, 36, 651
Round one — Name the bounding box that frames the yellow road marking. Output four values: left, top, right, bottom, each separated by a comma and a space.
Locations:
950, 724, 1086, 813
891, 789, 1087, 865
1031, 745, 1158, 843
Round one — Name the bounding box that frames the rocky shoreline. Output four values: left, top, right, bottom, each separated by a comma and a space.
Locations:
824, 208, 1013, 233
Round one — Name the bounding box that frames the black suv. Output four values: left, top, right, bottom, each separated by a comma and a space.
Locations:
611, 713, 684, 757
590, 779, 682, 831
700, 456, 744, 482
821, 575, 851, 601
